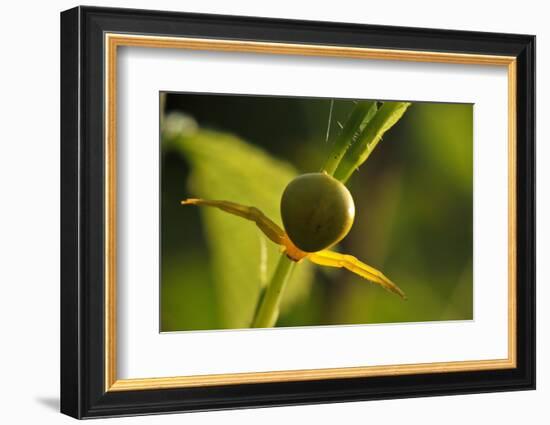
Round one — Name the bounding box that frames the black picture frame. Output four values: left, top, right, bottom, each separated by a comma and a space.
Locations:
61, 5, 535, 419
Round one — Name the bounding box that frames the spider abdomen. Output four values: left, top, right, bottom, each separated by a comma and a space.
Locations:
280, 172, 355, 252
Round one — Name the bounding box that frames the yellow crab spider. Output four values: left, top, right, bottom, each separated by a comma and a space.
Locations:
181, 172, 406, 300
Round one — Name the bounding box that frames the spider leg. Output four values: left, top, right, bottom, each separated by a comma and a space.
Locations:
308, 250, 406, 299
181, 198, 286, 245
182, 198, 309, 261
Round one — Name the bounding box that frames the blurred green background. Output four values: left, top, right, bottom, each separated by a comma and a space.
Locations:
160, 93, 473, 332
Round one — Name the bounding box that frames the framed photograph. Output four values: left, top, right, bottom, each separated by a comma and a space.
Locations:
60, 6, 535, 419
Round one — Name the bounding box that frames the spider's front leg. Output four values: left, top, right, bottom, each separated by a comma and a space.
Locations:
308, 250, 406, 299
181, 198, 308, 261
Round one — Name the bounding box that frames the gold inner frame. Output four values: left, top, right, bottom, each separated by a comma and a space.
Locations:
104, 33, 517, 392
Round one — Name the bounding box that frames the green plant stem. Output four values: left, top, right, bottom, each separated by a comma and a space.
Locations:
322, 101, 377, 176
251, 254, 296, 328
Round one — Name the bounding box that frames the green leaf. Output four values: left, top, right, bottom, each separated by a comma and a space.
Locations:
334, 102, 411, 183
167, 125, 313, 329
322, 101, 378, 175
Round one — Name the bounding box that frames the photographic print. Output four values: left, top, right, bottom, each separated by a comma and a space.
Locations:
160, 93, 473, 332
